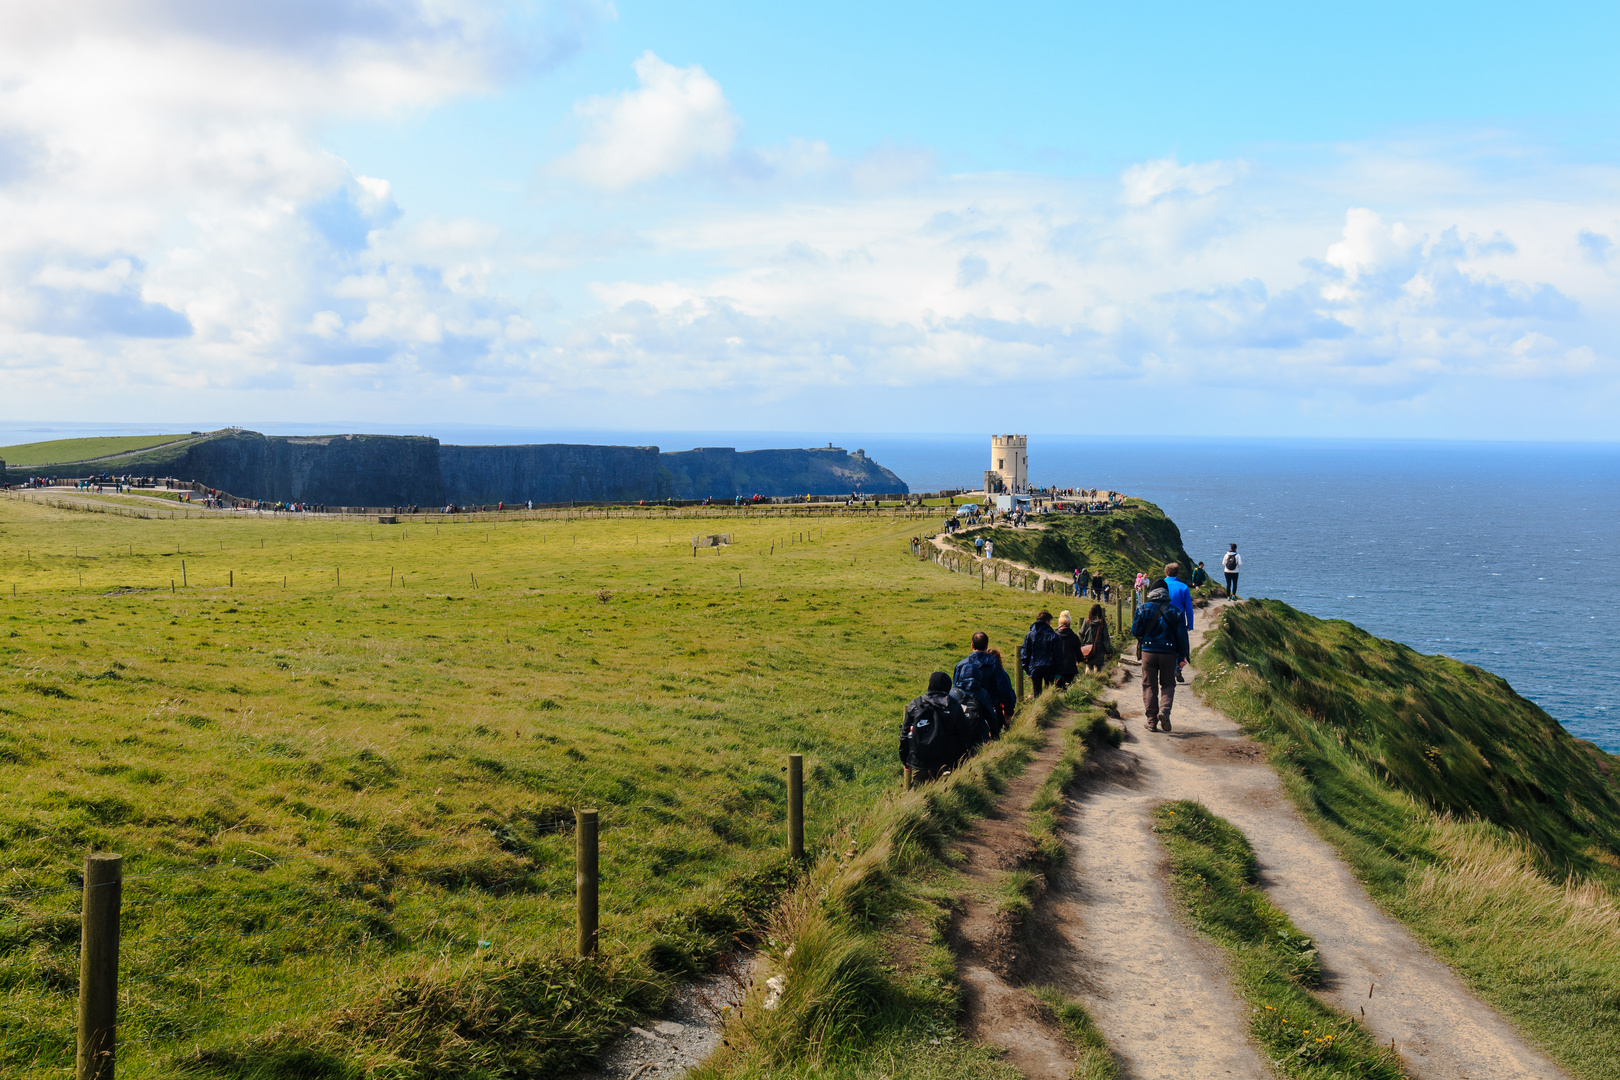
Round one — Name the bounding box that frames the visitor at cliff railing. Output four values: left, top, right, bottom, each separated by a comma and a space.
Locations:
954, 633, 1015, 740
1078, 605, 1112, 673
1055, 611, 1081, 690
901, 672, 975, 784
1019, 610, 1064, 697
1133, 580, 1191, 733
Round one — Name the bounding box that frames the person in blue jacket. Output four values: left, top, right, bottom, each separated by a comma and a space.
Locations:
954, 632, 1017, 739
1162, 562, 1194, 683
1132, 580, 1190, 732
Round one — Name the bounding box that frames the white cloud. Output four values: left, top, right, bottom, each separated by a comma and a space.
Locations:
555, 52, 738, 189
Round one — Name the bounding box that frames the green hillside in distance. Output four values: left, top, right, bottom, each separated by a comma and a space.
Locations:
0, 433, 196, 466
944, 499, 1195, 589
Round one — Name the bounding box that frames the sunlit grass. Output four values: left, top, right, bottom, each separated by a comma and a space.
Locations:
0, 496, 1077, 1076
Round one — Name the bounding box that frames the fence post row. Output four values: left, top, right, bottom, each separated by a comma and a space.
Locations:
576, 809, 599, 958
787, 753, 804, 861
77, 852, 122, 1080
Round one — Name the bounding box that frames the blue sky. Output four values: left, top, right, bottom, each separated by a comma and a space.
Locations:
1, 1, 1617, 438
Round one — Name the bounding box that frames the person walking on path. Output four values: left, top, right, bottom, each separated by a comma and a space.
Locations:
1055, 611, 1081, 690
1222, 544, 1242, 598
1162, 562, 1194, 683
1019, 610, 1065, 697
1090, 570, 1105, 600
1132, 581, 1190, 732
1077, 604, 1112, 673
901, 672, 973, 783
1190, 561, 1208, 587
975, 535, 985, 557
954, 632, 1017, 740
1074, 567, 1086, 596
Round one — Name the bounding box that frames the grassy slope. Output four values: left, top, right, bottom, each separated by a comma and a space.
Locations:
0, 499, 1088, 1078
943, 500, 1194, 590
0, 434, 195, 467
1200, 600, 1620, 1080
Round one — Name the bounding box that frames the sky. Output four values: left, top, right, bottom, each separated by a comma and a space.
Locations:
1, 1, 1618, 438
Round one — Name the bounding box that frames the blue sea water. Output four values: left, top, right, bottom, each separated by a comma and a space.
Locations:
860, 435, 1620, 754
4, 422, 1614, 752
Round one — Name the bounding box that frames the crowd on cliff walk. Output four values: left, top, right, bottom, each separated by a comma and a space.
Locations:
900, 556, 1232, 781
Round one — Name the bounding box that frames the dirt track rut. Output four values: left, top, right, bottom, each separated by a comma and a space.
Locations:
1058, 603, 1571, 1079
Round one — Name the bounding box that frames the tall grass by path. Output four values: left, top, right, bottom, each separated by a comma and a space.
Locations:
1200, 600, 1620, 1080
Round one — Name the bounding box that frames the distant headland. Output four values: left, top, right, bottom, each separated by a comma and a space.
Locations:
0, 429, 909, 506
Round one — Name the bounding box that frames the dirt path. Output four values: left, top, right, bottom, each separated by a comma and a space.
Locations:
952, 712, 1089, 1080
1061, 603, 1572, 1080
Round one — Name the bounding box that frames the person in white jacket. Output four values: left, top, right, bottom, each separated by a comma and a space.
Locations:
1222, 544, 1242, 598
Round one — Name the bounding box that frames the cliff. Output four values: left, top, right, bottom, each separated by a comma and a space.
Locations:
5, 432, 910, 505
6, 430, 442, 506
659, 446, 907, 499
439, 444, 663, 506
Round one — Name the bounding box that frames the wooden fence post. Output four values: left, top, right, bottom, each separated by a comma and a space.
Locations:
576, 809, 598, 957
1016, 663, 1025, 702
77, 852, 121, 1080
788, 754, 804, 860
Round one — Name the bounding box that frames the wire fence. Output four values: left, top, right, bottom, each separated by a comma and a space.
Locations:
0, 797, 747, 1079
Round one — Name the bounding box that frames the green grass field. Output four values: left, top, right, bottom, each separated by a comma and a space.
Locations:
0, 496, 1146, 1077
0, 434, 197, 467
1201, 601, 1620, 1080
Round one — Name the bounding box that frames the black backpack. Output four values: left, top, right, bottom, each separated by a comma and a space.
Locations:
905, 695, 961, 770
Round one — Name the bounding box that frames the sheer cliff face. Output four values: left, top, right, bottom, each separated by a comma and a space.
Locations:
658, 447, 909, 498
438, 444, 663, 505
7, 431, 442, 506
7, 432, 910, 504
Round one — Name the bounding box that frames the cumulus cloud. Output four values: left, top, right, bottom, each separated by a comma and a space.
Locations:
0, 1, 598, 407
555, 52, 739, 188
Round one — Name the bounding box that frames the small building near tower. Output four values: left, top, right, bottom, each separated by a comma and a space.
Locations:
986, 434, 1028, 494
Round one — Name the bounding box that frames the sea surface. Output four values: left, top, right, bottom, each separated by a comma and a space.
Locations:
4, 422, 1615, 752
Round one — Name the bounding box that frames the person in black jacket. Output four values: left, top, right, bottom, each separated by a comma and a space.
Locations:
1019, 610, 1064, 696
1055, 611, 1081, 689
901, 672, 973, 783
1131, 581, 1191, 732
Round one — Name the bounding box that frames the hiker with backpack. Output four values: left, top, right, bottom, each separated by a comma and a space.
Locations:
1019, 610, 1065, 697
1077, 604, 1112, 673
1132, 580, 1191, 732
1191, 561, 1209, 587
901, 672, 975, 783
954, 632, 1017, 740
1222, 544, 1242, 598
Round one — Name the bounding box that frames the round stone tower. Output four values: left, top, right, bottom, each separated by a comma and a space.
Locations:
988, 434, 1028, 493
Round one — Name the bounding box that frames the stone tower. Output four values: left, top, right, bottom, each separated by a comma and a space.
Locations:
988, 434, 1028, 493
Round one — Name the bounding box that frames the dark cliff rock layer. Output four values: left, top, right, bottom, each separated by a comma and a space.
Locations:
659, 446, 907, 499
439, 444, 663, 506
6, 431, 909, 504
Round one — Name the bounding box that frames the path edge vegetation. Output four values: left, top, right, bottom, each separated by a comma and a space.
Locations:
691, 683, 1119, 1079
1197, 600, 1620, 1080
1152, 800, 1406, 1080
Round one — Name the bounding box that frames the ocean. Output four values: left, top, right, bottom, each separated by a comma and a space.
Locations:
4, 422, 1614, 752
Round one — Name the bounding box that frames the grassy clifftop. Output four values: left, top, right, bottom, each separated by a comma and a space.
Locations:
1201, 600, 1620, 1078
944, 499, 1194, 589
1205, 600, 1620, 875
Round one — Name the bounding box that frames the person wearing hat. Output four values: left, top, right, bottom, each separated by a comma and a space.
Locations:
1131, 579, 1191, 732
